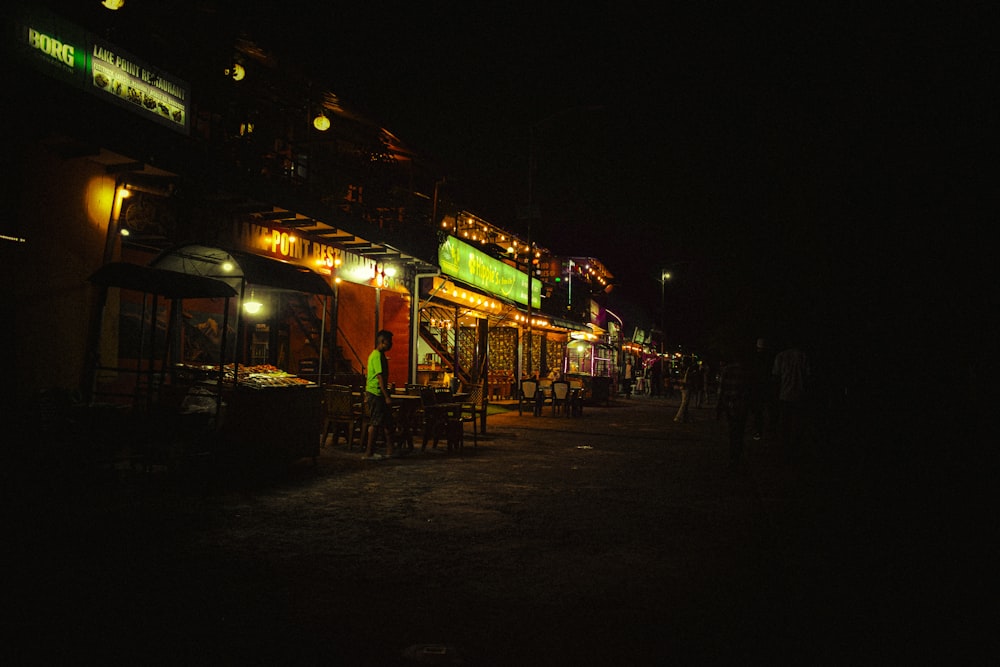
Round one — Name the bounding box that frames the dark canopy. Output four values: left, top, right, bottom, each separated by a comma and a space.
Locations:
149, 244, 334, 296
89, 262, 238, 299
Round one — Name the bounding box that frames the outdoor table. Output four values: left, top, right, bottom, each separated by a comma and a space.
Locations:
390, 394, 422, 451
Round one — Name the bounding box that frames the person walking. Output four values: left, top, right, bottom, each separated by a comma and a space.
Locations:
363, 330, 397, 460
750, 338, 777, 442
772, 339, 811, 461
689, 361, 705, 408
674, 357, 697, 423
698, 361, 710, 408
650, 357, 663, 397
718, 352, 752, 465
623, 357, 634, 399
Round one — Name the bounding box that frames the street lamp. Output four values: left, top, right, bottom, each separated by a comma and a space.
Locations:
660, 270, 672, 353
566, 258, 575, 312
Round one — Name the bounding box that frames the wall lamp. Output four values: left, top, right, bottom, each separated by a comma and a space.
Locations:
243, 287, 263, 315
224, 62, 246, 81
312, 110, 330, 131
101, 0, 125, 10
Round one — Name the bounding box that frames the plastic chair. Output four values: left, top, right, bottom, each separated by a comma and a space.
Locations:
550, 380, 571, 416
518, 379, 539, 416
568, 379, 585, 416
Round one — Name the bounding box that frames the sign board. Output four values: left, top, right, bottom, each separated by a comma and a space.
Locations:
15, 8, 190, 135
438, 235, 540, 309
230, 219, 404, 291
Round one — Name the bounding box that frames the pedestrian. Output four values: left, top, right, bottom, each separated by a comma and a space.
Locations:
688, 361, 705, 408
673, 357, 697, 423
623, 357, 634, 399
718, 350, 752, 466
650, 356, 663, 397
715, 361, 727, 420
750, 338, 777, 442
698, 361, 710, 407
772, 338, 811, 461
363, 329, 397, 460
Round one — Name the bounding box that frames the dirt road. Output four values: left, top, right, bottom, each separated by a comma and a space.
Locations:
9, 397, 920, 665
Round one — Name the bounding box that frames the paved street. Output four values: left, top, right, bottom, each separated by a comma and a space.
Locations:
7, 393, 968, 665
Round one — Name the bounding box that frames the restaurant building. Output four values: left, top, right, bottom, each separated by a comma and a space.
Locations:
421, 214, 611, 401
5, 3, 627, 469
4, 3, 440, 462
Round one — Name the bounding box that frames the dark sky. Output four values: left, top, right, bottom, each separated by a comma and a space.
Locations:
70, 2, 997, 355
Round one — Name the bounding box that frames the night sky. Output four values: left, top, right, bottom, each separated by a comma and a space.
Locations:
38, 2, 994, 363
240, 3, 990, 357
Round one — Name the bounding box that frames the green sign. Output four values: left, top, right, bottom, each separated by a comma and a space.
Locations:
438, 236, 540, 309
16, 8, 190, 135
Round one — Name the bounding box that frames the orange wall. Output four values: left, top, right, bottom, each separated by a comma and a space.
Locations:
336, 282, 411, 386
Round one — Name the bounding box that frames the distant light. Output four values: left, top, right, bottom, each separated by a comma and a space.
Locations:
101, 0, 125, 10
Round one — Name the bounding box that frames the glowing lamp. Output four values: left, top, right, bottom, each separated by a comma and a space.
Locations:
313, 112, 330, 131
243, 288, 263, 315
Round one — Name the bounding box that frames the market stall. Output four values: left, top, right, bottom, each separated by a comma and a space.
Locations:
147, 244, 334, 469
86, 261, 238, 469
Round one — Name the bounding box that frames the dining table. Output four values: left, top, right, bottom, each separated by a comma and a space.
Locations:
389, 394, 422, 451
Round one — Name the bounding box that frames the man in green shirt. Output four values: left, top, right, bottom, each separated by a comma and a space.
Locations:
364, 330, 396, 460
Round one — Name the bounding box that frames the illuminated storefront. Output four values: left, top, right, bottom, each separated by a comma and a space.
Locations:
424, 235, 583, 393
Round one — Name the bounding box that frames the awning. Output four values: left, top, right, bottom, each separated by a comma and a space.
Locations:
88, 261, 237, 299
547, 315, 591, 332
149, 243, 334, 296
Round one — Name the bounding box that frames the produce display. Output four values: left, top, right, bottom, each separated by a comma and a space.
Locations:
174, 363, 315, 389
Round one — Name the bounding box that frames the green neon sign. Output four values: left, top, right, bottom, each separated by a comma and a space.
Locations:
438, 236, 540, 309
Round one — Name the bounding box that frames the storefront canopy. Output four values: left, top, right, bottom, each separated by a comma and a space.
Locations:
89, 261, 237, 299
149, 244, 334, 296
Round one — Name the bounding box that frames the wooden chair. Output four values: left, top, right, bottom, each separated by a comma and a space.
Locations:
518, 379, 539, 416
550, 380, 571, 416
451, 384, 486, 449
322, 385, 360, 448
418, 386, 449, 450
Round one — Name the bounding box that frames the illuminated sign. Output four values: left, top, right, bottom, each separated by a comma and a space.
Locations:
438, 235, 540, 309
231, 220, 403, 290
16, 9, 190, 134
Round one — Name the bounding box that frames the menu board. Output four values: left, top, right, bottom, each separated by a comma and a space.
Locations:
16, 7, 190, 135
89, 38, 187, 132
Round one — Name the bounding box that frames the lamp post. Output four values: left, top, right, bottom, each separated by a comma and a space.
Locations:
660, 269, 672, 354
606, 308, 624, 384
567, 258, 575, 313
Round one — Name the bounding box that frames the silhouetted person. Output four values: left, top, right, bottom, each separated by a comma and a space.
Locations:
718, 352, 752, 465
750, 338, 777, 441
772, 340, 811, 461
650, 357, 663, 397
674, 357, 698, 423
